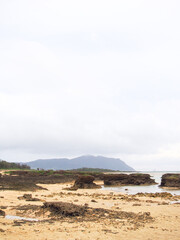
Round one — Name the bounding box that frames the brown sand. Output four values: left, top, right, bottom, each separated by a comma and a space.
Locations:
0, 181, 180, 240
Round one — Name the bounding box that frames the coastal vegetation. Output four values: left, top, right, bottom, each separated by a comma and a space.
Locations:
70, 167, 120, 172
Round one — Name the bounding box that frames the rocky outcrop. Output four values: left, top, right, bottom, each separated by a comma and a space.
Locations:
71, 175, 101, 189
43, 201, 88, 217
43, 201, 153, 224
160, 174, 180, 188
104, 173, 156, 186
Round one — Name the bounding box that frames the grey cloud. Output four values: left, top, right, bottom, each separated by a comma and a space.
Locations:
0, 0, 180, 170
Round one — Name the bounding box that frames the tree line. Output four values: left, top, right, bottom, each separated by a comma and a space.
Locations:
0, 160, 30, 169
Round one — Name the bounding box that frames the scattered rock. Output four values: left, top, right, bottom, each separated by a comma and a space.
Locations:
145, 200, 158, 203
42, 201, 153, 226
135, 192, 173, 199
13, 221, 24, 226
0, 206, 7, 209
63, 187, 78, 191
158, 202, 169, 205
18, 194, 40, 201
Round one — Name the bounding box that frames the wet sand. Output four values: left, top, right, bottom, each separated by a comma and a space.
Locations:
0, 181, 180, 240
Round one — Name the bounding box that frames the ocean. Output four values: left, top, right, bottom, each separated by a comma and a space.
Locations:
102, 171, 180, 195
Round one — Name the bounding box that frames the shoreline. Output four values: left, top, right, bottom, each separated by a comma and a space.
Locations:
0, 181, 180, 240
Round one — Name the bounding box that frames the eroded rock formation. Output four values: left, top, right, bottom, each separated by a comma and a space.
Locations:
160, 174, 180, 188
43, 201, 88, 216
104, 173, 156, 186
71, 175, 101, 189
42, 201, 153, 225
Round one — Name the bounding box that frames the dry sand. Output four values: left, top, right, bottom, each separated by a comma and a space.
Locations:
0, 181, 180, 240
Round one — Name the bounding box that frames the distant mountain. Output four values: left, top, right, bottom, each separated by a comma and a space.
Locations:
26, 155, 135, 171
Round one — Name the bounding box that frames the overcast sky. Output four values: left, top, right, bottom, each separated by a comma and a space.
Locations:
0, 0, 180, 170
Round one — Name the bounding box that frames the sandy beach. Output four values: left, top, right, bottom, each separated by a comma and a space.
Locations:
0, 180, 180, 240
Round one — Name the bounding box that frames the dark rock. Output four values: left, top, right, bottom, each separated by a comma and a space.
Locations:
13, 221, 24, 226
18, 194, 40, 201
104, 174, 128, 185
160, 174, 180, 188
104, 173, 156, 186
43, 201, 153, 225
0, 206, 6, 209
43, 201, 88, 217
71, 175, 101, 189
76, 175, 95, 184
158, 202, 169, 205
0, 210, 5, 216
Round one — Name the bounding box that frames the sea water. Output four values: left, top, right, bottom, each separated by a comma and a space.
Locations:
5, 215, 38, 221
102, 171, 180, 195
